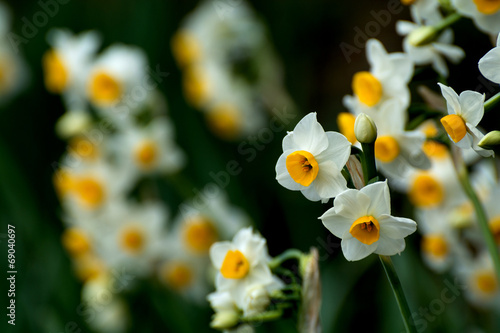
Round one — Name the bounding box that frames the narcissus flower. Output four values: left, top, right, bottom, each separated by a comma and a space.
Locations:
319, 181, 417, 261
276, 112, 351, 202
438, 83, 494, 157
479, 33, 500, 84
452, 0, 500, 35
209, 227, 283, 311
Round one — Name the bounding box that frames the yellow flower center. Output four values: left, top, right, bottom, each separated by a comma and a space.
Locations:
337, 112, 357, 144
206, 104, 242, 140
421, 121, 438, 138
42, 50, 68, 94
62, 228, 92, 258
286, 150, 319, 187
74, 254, 106, 282
409, 173, 444, 208
474, 271, 498, 294
89, 71, 122, 105
69, 137, 98, 161
183, 217, 218, 254
73, 177, 105, 208
53, 169, 74, 198
489, 216, 500, 245
422, 141, 448, 159
134, 140, 158, 169
473, 0, 500, 14
220, 250, 250, 279
183, 66, 211, 107
120, 226, 145, 254
349, 215, 380, 245
374, 136, 400, 163
421, 235, 448, 258
171, 31, 201, 67
162, 262, 193, 291
352, 71, 383, 107
441, 114, 467, 143
401, 0, 418, 5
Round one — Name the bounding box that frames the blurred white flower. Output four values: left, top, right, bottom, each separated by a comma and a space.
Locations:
452, 0, 500, 35
479, 33, 500, 84
276, 112, 351, 202
320, 181, 417, 261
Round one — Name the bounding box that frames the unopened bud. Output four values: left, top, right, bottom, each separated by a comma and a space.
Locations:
210, 310, 239, 330
354, 113, 377, 144
478, 131, 500, 150
408, 26, 437, 47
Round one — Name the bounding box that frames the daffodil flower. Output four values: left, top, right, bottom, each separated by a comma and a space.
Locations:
319, 181, 417, 261
453, 0, 500, 35
209, 227, 283, 312
479, 33, 500, 85
276, 112, 351, 202
438, 83, 494, 157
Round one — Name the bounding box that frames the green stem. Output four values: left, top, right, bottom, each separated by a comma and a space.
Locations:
379, 255, 417, 333
269, 249, 304, 270
434, 12, 461, 32
456, 162, 500, 282
484, 91, 500, 112
360, 142, 377, 185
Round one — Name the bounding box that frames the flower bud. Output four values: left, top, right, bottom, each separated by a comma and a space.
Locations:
55, 111, 92, 139
478, 131, 500, 150
243, 285, 270, 316
210, 310, 239, 330
408, 26, 437, 47
354, 113, 377, 144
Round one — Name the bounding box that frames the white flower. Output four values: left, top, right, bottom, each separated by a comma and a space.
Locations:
438, 83, 494, 157
406, 0, 441, 25
276, 112, 351, 202
452, 0, 500, 35
343, 39, 413, 118
396, 16, 465, 77
319, 181, 417, 261
478, 33, 500, 84
209, 227, 283, 311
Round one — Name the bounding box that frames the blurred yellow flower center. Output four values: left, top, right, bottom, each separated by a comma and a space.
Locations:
53, 169, 74, 198
120, 226, 145, 254
473, 0, 500, 14
350, 215, 380, 245
374, 136, 400, 163
183, 217, 218, 254
0, 62, 7, 92
422, 141, 448, 159
489, 216, 500, 245
475, 271, 497, 294
43, 50, 68, 93
69, 137, 98, 161
337, 112, 357, 144
441, 114, 467, 143
352, 71, 383, 107
62, 228, 91, 258
89, 71, 122, 105
421, 121, 438, 138
163, 262, 193, 291
421, 235, 448, 258
134, 140, 158, 169
221, 250, 250, 279
286, 150, 319, 187
73, 177, 105, 208
401, 0, 418, 5
409, 173, 443, 208
171, 31, 201, 67
183, 66, 210, 107
206, 104, 242, 140
74, 254, 106, 282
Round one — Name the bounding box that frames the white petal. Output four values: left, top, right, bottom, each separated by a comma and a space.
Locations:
367, 39, 389, 74
320, 208, 354, 239
361, 181, 391, 217
398, 131, 431, 170
431, 55, 449, 78
432, 43, 465, 64
395, 20, 417, 36
479, 47, 500, 85
282, 133, 296, 151
315, 132, 351, 168
276, 150, 305, 191
291, 113, 328, 155
373, 236, 406, 256
459, 90, 484, 126
341, 237, 377, 261
210, 242, 233, 269
310, 160, 348, 199
468, 126, 495, 157
378, 214, 417, 239
438, 83, 461, 115
334, 190, 370, 220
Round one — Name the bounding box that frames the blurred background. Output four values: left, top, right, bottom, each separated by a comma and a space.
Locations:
1, 1, 500, 332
